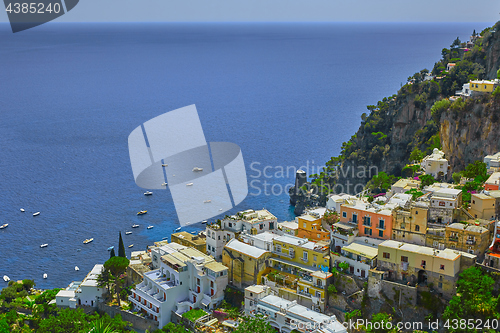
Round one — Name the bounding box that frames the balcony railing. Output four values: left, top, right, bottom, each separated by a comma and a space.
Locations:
272, 250, 295, 259
377, 225, 385, 230
298, 290, 312, 298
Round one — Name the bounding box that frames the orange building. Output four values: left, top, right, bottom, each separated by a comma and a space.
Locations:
297, 213, 330, 242
339, 200, 393, 239
485, 172, 500, 191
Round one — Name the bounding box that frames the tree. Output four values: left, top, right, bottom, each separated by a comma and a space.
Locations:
109, 248, 116, 258
234, 315, 275, 333
419, 174, 436, 188
118, 232, 126, 258
338, 262, 349, 272
409, 148, 425, 163
497, 68, 500, 80
161, 322, 190, 332
443, 267, 497, 332
97, 267, 112, 294
104, 256, 130, 306
462, 160, 488, 182
37, 308, 93, 333
88, 317, 119, 333
364, 313, 397, 333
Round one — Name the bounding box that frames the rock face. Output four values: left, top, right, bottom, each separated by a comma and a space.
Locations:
290, 22, 500, 214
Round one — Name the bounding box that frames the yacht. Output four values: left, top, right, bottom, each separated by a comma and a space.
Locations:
40, 244, 48, 248
147, 225, 154, 229
107, 246, 114, 251
83, 238, 93, 244
20, 208, 25, 212
125, 231, 132, 235
192, 167, 203, 172
162, 164, 168, 167
0, 224, 8, 229
161, 182, 168, 186
137, 210, 147, 215
75, 266, 79, 271
128, 244, 134, 248
201, 220, 208, 224
175, 227, 181, 232
43, 274, 47, 279
186, 183, 193, 186
33, 212, 40, 216
204, 200, 211, 203
132, 224, 139, 228
3, 275, 10, 282
144, 191, 153, 196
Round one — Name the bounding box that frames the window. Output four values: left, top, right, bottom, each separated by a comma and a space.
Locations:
378, 230, 383, 237
313, 255, 317, 261
438, 282, 443, 288
342, 212, 347, 218
352, 214, 358, 223
303, 251, 308, 260
421, 260, 426, 267
270, 222, 274, 230
415, 225, 420, 232
218, 235, 220, 240
415, 210, 418, 214
364, 227, 371, 235
378, 219, 384, 229
228, 222, 232, 228
363, 216, 371, 226
303, 223, 307, 228
440, 264, 445, 270
383, 252, 390, 259
260, 224, 264, 230
401, 256, 408, 262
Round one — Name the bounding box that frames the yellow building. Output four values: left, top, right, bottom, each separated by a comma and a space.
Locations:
297, 213, 330, 242
377, 240, 476, 299
265, 235, 331, 312
222, 239, 271, 289
391, 205, 428, 245
170, 231, 207, 253
470, 79, 498, 93
469, 193, 496, 220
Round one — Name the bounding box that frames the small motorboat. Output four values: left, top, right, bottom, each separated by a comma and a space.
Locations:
144, 191, 153, 196
191, 231, 197, 234
162, 164, 168, 167
201, 220, 208, 224
3, 275, 10, 282
20, 208, 25, 212
125, 231, 132, 235
162, 237, 168, 240
0, 224, 8, 229
75, 266, 79, 271
33, 212, 40, 216
128, 244, 134, 248
147, 225, 154, 229
43, 273, 47, 279
219, 208, 223, 211
83, 238, 93, 244
175, 227, 181, 232
137, 210, 147, 215
161, 182, 168, 186
192, 167, 203, 172
132, 224, 139, 228
204, 200, 211, 203
107, 246, 114, 251
186, 183, 193, 186
40, 244, 48, 248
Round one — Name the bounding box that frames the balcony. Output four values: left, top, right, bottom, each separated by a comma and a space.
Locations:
466, 239, 476, 245
301, 257, 309, 263
377, 225, 386, 230
272, 249, 295, 259
449, 237, 459, 242
298, 290, 312, 298
401, 262, 409, 271
129, 296, 160, 316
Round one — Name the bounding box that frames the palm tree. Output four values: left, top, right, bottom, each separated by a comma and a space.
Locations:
88, 318, 119, 333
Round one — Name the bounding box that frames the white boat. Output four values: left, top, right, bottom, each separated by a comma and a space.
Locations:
43, 273, 47, 279
83, 238, 93, 244
125, 231, 132, 235
75, 266, 79, 271
20, 208, 25, 212
40, 244, 48, 248
3, 275, 10, 282
144, 191, 153, 196
161, 182, 168, 186
33, 212, 40, 216
201, 220, 208, 224
175, 227, 181, 232
147, 225, 154, 229
219, 208, 223, 211
107, 246, 114, 251
128, 244, 134, 248
186, 183, 193, 186
0, 224, 8, 229
204, 200, 211, 203
132, 224, 139, 228
162, 164, 168, 167
192, 167, 203, 172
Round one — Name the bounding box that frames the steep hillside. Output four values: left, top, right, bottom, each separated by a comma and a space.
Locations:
290, 21, 500, 214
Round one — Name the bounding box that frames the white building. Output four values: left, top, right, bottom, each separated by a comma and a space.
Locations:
484, 152, 500, 172
244, 285, 347, 333
206, 209, 277, 260
129, 243, 228, 328
420, 148, 449, 179
240, 231, 279, 252
388, 178, 420, 196
326, 194, 356, 213
456, 83, 471, 97
428, 188, 462, 223
332, 238, 381, 279
278, 221, 299, 236
55, 264, 106, 308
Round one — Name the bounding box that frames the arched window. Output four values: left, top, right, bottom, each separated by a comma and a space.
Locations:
415, 225, 420, 232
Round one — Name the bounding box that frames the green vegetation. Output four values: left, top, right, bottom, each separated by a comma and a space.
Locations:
0, 281, 131, 332
338, 262, 349, 272
233, 315, 275, 333
103, 256, 130, 307
367, 171, 396, 193
419, 174, 437, 188
181, 308, 207, 322
118, 232, 126, 258
443, 267, 500, 332
153, 322, 190, 333
405, 188, 424, 200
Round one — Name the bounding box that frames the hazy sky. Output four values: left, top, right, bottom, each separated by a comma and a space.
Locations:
1, 0, 499, 23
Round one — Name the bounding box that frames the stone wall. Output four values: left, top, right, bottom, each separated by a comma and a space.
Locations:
97, 302, 159, 332
379, 280, 417, 306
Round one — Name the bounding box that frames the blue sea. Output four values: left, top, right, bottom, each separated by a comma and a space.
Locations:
0, 22, 483, 289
